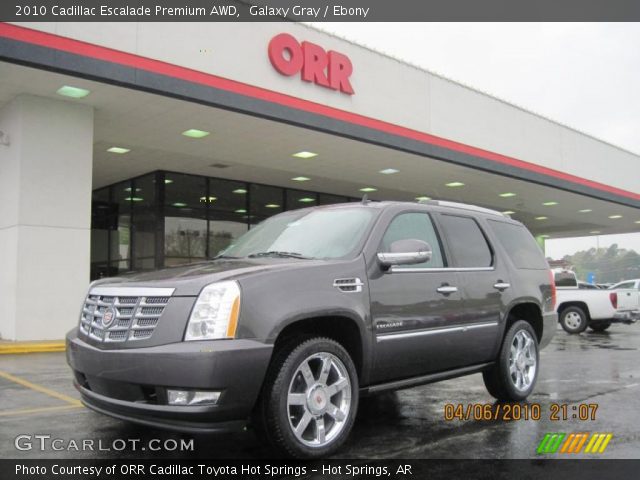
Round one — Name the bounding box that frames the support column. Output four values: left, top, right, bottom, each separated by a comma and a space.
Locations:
0, 95, 93, 341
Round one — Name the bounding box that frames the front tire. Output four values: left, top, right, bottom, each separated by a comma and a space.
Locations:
483, 320, 539, 401
255, 337, 358, 458
589, 320, 612, 332
559, 306, 589, 334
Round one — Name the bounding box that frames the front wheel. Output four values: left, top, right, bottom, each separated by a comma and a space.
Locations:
559, 306, 589, 334
254, 337, 358, 458
483, 320, 539, 401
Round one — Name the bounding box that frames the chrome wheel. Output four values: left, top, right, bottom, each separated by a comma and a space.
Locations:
509, 330, 537, 391
287, 352, 352, 448
564, 311, 583, 330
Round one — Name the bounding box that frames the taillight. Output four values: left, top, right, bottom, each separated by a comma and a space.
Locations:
549, 270, 557, 310
609, 292, 618, 309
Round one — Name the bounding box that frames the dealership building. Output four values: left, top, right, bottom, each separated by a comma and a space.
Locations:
0, 22, 639, 341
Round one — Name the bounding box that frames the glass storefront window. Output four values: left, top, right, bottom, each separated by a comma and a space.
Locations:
90, 171, 360, 279
286, 189, 318, 210
165, 207, 207, 267
132, 174, 157, 271
249, 184, 284, 226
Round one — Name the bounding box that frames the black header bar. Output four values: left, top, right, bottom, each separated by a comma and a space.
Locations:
1, 0, 640, 22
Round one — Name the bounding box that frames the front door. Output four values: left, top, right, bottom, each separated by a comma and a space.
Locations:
369, 212, 468, 384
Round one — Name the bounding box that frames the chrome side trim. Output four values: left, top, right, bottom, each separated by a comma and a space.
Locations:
90, 287, 176, 297
389, 266, 494, 273
376, 321, 498, 342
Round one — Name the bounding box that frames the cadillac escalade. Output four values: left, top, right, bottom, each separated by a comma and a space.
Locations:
67, 200, 557, 458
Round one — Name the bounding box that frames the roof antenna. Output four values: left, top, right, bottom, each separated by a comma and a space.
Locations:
361, 194, 369, 204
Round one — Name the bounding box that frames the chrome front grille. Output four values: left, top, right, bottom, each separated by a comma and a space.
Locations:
79, 287, 174, 343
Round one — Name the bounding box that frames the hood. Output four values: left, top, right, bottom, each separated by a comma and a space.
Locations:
90, 258, 328, 296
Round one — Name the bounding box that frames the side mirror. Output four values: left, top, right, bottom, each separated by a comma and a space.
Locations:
377, 239, 432, 269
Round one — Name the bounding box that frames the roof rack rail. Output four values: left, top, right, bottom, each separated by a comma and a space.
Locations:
418, 199, 506, 217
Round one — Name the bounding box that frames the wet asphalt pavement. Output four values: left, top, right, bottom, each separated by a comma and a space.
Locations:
1, 323, 639, 460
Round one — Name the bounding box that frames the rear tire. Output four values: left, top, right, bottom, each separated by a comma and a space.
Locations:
589, 321, 612, 332
253, 337, 358, 458
483, 320, 539, 401
559, 306, 589, 334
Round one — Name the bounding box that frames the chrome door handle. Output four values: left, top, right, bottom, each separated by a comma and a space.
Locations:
493, 282, 511, 291
436, 286, 458, 294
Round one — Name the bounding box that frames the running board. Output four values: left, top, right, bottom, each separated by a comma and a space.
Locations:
361, 362, 494, 395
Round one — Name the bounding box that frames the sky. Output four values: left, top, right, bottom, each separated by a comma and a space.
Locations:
308, 22, 640, 258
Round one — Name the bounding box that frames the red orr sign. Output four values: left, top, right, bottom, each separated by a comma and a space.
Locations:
268, 33, 355, 95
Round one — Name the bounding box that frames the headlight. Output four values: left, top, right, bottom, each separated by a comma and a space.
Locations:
185, 281, 241, 341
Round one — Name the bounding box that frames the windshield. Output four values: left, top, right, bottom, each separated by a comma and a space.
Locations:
219, 207, 376, 260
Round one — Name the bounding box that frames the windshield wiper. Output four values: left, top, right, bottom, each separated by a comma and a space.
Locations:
248, 251, 312, 259
214, 254, 242, 260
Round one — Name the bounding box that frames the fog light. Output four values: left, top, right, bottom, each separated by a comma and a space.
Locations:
167, 390, 221, 406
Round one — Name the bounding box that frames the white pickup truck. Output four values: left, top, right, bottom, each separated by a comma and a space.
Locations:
554, 270, 640, 333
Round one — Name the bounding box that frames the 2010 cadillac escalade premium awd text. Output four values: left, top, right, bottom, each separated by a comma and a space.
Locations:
67, 200, 557, 458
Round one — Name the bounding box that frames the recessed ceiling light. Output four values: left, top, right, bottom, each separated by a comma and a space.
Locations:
199, 196, 217, 203
579, 209, 592, 213
56, 85, 90, 98
499, 192, 517, 198
445, 182, 465, 187
379, 168, 399, 175
292, 176, 311, 182
590, 231, 601, 234
542, 201, 558, 206
181, 129, 210, 138
292, 151, 318, 159
298, 197, 315, 203
502, 210, 516, 215
125, 197, 144, 202
360, 187, 377, 192
164, 179, 173, 184
535, 216, 548, 220
608, 215, 623, 219
265, 204, 280, 208
107, 147, 130, 154
634, 220, 640, 224
172, 202, 188, 207
539, 234, 550, 238
235, 209, 247, 214
124, 187, 141, 192
415, 196, 431, 201
232, 188, 247, 194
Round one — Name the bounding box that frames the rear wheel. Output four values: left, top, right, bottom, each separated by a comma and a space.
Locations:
483, 320, 539, 401
559, 306, 589, 334
254, 337, 358, 458
589, 320, 612, 332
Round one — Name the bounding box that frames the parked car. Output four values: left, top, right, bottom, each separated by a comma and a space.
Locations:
555, 270, 639, 333
67, 200, 556, 458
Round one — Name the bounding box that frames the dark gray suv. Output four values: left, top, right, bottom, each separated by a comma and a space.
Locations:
67, 200, 556, 458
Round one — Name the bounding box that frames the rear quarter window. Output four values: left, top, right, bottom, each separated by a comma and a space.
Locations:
487, 220, 548, 270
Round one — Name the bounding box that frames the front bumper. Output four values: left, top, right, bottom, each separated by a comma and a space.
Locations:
540, 311, 558, 349
612, 310, 640, 324
66, 329, 273, 433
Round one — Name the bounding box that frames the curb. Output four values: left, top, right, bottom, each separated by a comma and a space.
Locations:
0, 341, 66, 354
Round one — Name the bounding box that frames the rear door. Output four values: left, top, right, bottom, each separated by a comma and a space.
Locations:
435, 214, 506, 364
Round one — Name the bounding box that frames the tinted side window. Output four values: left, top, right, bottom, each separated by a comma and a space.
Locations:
381, 213, 445, 268
488, 220, 548, 270
439, 215, 492, 267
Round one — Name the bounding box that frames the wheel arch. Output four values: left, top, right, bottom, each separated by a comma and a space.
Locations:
557, 301, 591, 321
504, 301, 544, 343
270, 314, 369, 385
